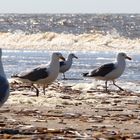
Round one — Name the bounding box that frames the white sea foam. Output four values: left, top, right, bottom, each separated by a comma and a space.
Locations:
0, 32, 140, 52
72, 80, 98, 91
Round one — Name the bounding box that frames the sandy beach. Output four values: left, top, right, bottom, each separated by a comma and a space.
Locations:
0, 39, 140, 139
0, 80, 139, 139
0, 37, 140, 139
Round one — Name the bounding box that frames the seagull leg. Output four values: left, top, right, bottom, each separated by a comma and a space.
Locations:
43, 85, 46, 95
32, 84, 39, 96
105, 81, 108, 91
63, 73, 66, 80
113, 81, 124, 91
43, 84, 48, 95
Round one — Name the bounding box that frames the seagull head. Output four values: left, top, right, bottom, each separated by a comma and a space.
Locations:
53, 52, 65, 61
118, 52, 132, 61
69, 53, 78, 59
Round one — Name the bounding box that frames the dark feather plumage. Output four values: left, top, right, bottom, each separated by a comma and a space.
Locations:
18, 67, 49, 81
83, 63, 115, 77
60, 61, 66, 67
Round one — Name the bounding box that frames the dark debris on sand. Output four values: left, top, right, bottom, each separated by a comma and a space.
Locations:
1, 82, 140, 139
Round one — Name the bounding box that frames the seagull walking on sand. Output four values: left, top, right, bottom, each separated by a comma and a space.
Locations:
12, 52, 65, 96
0, 48, 9, 107
83, 52, 131, 91
59, 53, 78, 79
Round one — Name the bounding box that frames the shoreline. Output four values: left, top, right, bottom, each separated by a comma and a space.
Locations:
2, 45, 140, 55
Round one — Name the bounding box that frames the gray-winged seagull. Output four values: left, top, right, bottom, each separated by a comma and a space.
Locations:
0, 48, 9, 107
59, 53, 78, 79
83, 52, 131, 91
13, 52, 65, 96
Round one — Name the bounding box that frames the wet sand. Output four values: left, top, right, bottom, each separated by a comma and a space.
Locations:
0, 82, 140, 139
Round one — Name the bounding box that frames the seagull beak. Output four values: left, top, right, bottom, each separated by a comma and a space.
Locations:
74, 55, 78, 59
125, 56, 132, 60
60, 56, 65, 61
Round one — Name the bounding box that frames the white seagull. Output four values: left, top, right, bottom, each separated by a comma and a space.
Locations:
59, 53, 78, 79
83, 52, 131, 91
13, 52, 65, 96
0, 48, 9, 107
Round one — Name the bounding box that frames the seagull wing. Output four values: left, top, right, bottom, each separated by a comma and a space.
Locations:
18, 67, 49, 81
60, 61, 66, 67
91, 63, 116, 77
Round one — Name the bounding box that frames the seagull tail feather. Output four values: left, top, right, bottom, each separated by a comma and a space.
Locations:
11, 74, 19, 78
82, 72, 89, 77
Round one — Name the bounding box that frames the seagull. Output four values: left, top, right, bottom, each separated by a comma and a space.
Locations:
12, 52, 65, 96
0, 48, 9, 107
83, 52, 131, 91
59, 53, 78, 79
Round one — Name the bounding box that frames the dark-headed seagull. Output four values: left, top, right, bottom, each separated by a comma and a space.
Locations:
0, 48, 9, 107
59, 53, 78, 79
13, 52, 65, 96
83, 52, 131, 91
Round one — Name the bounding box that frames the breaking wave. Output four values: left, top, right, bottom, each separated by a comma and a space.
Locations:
0, 31, 140, 52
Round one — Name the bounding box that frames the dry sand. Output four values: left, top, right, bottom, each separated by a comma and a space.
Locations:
0, 81, 140, 139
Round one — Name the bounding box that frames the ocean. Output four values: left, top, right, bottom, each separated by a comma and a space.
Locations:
0, 14, 139, 38
0, 14, 139, 52
0, 14, 140, 91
